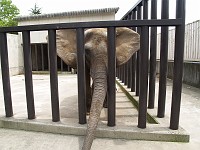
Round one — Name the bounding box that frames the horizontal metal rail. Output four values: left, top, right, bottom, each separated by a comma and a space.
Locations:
0, 19, 182, 32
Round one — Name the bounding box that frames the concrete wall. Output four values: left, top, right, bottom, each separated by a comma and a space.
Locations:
0, 34, 24, 76
156, 61, 200, 88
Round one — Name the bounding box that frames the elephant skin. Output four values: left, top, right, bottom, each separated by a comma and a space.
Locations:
56, 27, 140, 150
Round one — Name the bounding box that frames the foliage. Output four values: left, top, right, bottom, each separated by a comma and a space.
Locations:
0, 0, 20, 27
29, 3, 42, 15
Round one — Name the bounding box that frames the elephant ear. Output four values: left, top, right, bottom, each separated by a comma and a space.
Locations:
116, 27, 140, 66
56, 29, 77, 68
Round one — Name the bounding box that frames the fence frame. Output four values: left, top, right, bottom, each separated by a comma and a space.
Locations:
0, 0, 185, 130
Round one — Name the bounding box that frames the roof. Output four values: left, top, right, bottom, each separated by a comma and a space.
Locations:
15, 7, 119, 21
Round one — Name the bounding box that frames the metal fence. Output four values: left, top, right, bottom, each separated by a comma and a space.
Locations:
0, 0, 185, 130
117, 0, 185, 130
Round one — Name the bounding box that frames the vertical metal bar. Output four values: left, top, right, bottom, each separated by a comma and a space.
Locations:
131, 55, 136, 92
22, 31, 36, 119
148, 0, 157, 109
119, 66, 122, 81
48, 29, 60, 122
157, 0, 169, 118
138, 26, 149, 129
85, 62, 91, 113
0, 32, 13, 117
122, 65, 125, 83
127, 59, 132, 88
34, 44, 38, 71
138, 0, 149, 129
127, 14, 132, 89
136, 5, 141, 96
131, 10, 137, 92
170, 0, 186, 130
107, 27, 116, 127
41, 44, 45, 71
77, 28, 87, 124
124, 62, 128, 86
61, 59, 63, 71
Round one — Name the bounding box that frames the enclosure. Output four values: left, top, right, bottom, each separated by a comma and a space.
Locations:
0, 0, 187, 141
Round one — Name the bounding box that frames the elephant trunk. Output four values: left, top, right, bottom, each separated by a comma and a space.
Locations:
82, 57, 107, 150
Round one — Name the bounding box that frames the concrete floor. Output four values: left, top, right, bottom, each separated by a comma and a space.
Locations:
0, 74, 200, 150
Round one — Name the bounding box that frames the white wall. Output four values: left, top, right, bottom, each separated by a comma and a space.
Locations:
18, 13, 115, 44
0, 34, 23, 76
0, 12, 116, 77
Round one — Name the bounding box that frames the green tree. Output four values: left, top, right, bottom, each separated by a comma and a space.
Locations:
29, 3, 42, 15
0, 0, 20, 27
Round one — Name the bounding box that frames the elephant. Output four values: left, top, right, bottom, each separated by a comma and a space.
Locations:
56, 27, 140, 150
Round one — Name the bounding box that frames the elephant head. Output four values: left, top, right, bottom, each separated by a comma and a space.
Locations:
56, 27, 140, 150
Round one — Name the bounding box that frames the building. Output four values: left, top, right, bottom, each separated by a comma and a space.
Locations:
15, 8, 119, 72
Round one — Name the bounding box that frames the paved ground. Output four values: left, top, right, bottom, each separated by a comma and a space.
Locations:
0, 74, 200, 150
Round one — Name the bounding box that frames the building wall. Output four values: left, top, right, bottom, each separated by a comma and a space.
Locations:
0, 33, 24, 77
18, 13, 115, 44
0, 11, 116, 77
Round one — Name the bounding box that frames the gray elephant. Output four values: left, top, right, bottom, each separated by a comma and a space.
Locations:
56, 27, 140, 150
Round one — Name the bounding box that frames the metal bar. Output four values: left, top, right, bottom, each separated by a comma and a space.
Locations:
85, 62, 91, 113
48, 29, 60, 122
138, 0, 149, 128
61, 59, 63, 71
119, 66, 122, 81
157, 0, 169, 118
0, 32, 13, 117
127, 59, 132, 88
138, 26, 149, 129
41, 44, 45, 71
22, 31, 36, 119
148, 0, 157, 109
121, 0, 143, 19
121, 65, 125, 83
143, 0, 148, 19
127, 14, 132, 89
107, 27, 116, 127
124, 62, 128, 86
131, 10, 137, 92
170, 0, 186, 130
76, 28, 87, 124
0, 19, 183, 33
34, 44, 38, 71
136, 5, 142, 96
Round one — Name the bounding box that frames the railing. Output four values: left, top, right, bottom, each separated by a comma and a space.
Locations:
0, 0, 185, 130
118, 0, 185, 130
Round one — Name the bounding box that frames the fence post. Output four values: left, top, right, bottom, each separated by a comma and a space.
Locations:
136, 5, 142, 96
77, 28, 87, 124
22, 31, 36, 119
107, 27, 116, 127
170, 0, 186, 130
0, 32, 13, 117
148, 0, 158, 109
131, 10, 137, 92
48, 29, 60, 122
138, 0, 149, 129
157, 0, 169, 118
